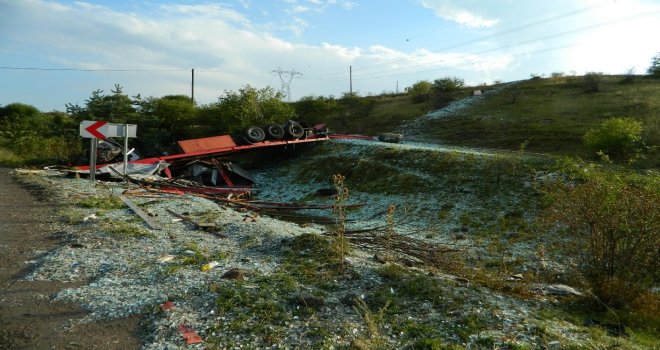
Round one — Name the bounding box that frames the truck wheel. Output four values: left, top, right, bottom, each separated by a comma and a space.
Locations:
284, 121, 304, 139
244, 126, 265, 143
265, 124, 285, 140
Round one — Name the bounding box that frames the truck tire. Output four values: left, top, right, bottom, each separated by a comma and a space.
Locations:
284, 121, 304, 139
244, 126, 265, 143
265, 124, 285, 140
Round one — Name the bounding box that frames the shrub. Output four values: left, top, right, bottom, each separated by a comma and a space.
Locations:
620, 67, 637, 84
583, 117, 643, 162
543, 169, 659, 307
582, 72, 603, 92
550, 72, 565, 83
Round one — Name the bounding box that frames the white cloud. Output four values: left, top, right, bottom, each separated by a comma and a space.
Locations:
0, 0, 513, 108
420, 0, 499, 28
290, 5, 310, 14
159, 3, 251, 26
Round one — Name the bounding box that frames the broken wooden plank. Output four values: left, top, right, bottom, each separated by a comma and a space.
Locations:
166, 209, 216, 230
119, 195, 162, 230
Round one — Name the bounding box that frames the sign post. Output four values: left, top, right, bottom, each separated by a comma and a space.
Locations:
80, 121, 137, 181
89, 137, 98, 181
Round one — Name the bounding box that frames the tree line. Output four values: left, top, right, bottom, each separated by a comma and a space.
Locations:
0, 84, 382, 164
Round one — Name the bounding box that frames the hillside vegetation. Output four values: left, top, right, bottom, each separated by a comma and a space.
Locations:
299, 75, 659, 168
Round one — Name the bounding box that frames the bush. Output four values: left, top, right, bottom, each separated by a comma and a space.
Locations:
582, 72, 603, 92
544, 168, 659, 308
583, 117, 643, 162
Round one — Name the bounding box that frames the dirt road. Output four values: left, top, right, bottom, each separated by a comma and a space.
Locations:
0, 168, 141, 350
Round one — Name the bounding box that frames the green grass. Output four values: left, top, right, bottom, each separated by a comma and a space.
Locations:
103, 221, 155, 239
310, 94, 435, 135
307, 76, 659, 168
420, 76, 660, 167
77, 194, 125, 210
0, 147, 23, 166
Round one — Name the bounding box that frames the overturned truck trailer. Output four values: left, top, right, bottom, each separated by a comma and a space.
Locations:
55, 122, 331, 184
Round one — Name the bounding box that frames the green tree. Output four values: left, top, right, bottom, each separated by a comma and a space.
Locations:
154, 95, 194, 138
0, 103, 80, 162
407, 80, 433, 103
432, 76, 464, 92
0, 103, 47, 149
429, 76, 464, 108
647, 52, 660, 76
66, 84, 137, 123
583, 117, 643, 162
213, 85, 296, 134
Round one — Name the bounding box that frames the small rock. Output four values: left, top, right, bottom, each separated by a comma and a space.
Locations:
547, 340, 561, 349
83, 213, 98, 222
157, 255, 176, 264
454, 277, 469, 284
378, 133, 403, 143
546, 284, 582, 296
291, 295, 325, 309
315, 188, 338, 196
508, 273, 524, 281
342, 293, 361, 307
373, 253, 395, 263
201, 261, 220, 272
221, 268, 247, 280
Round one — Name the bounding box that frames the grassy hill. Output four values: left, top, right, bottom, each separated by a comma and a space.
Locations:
310, 75, 660, 168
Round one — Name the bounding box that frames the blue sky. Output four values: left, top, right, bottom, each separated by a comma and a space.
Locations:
1, 0, 660, 111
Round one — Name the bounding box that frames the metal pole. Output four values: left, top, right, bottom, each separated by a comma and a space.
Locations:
349, 65, 352, 94
191, 68, 195, 107
89, 138, 97, 181
123, 124, 129, 180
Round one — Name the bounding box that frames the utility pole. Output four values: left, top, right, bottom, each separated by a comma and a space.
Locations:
272, 68, 302, 102
349, 65, 353, 95
396, 80, 399, 94
191, 68, 195, 107
191, 68, 196, 128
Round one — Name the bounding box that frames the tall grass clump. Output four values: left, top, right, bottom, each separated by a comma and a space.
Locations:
332, 174, 350, 270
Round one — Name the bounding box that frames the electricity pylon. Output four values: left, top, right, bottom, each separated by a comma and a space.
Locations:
272, 68, 302, 102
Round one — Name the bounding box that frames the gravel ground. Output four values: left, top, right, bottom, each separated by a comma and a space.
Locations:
5, 160, 617, 349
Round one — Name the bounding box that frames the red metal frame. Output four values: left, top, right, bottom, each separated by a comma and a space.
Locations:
70, 134, 331, 172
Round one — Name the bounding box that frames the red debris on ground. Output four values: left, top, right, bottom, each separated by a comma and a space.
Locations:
178, 324, 203, 344
159, 300, 175, 311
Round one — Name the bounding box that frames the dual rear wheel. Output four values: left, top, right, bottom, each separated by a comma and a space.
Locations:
242, 121, 305, 143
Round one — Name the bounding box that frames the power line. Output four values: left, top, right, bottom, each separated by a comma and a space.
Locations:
0, 66, 187, 72
303, 3, 606, 79
328, 8, 660, 82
